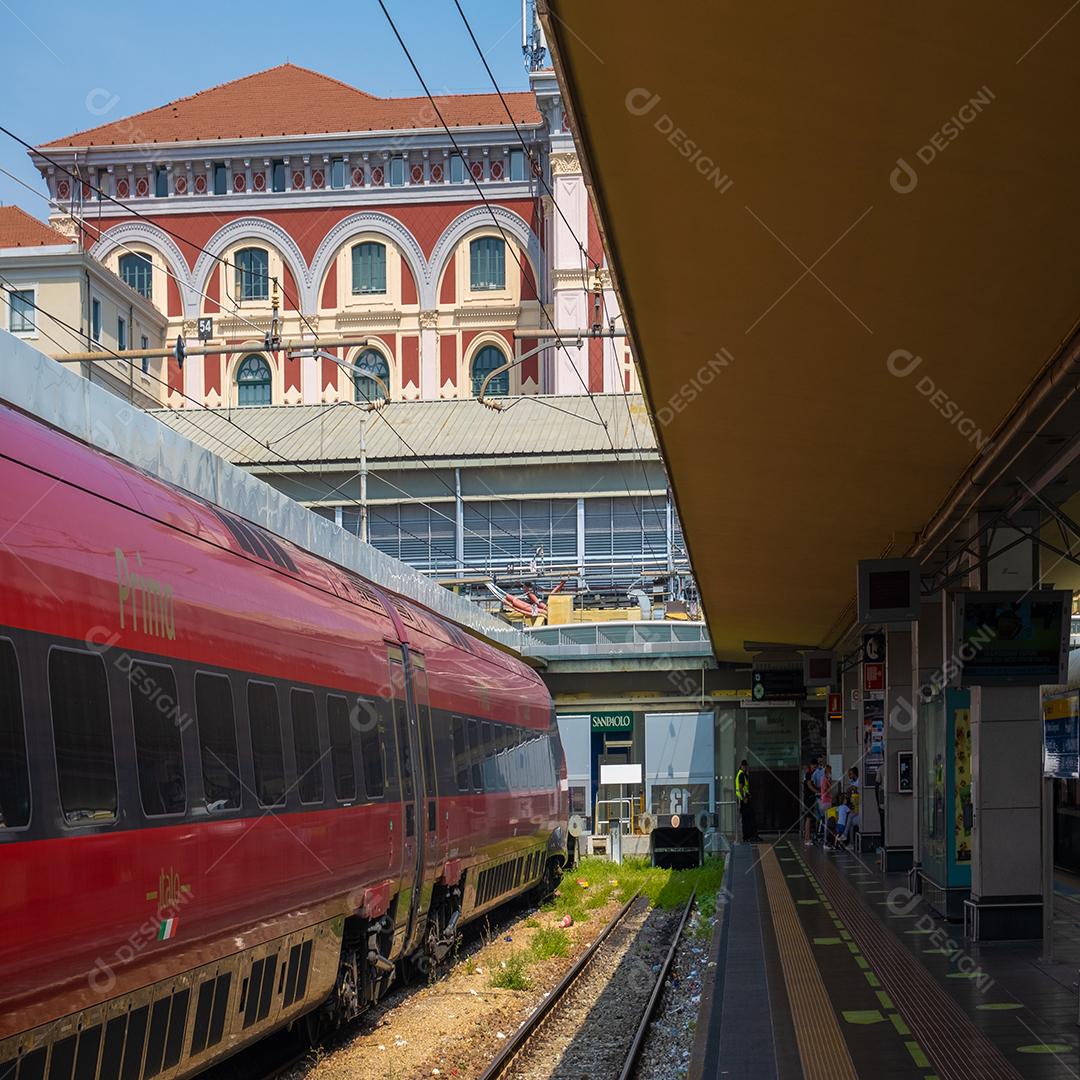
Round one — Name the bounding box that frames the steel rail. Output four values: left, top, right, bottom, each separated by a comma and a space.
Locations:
477, 888, 642, 1080
618, 890, 696, 1080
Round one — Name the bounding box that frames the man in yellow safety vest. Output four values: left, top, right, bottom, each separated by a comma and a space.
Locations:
736, 759, 760, 843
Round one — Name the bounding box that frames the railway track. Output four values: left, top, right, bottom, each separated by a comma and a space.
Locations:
478, 890, 696, 1080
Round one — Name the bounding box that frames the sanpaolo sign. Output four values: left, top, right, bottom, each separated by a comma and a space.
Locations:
591, 711, 633, 733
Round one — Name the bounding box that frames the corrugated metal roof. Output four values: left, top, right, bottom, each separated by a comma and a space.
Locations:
149, 394, 658, 467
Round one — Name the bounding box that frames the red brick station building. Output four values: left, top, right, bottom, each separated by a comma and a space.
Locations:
18, 62, 633, 410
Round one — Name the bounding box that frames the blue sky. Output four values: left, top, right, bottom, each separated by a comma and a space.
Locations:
0, 0, 531, 217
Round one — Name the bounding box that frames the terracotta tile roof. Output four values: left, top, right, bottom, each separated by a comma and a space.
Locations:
0, 205, 71, 247
40, 64, 542, 149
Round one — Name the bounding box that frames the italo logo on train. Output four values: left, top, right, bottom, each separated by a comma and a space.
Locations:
115, 548, 176, 640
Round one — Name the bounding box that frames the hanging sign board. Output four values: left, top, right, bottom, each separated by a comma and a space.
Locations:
599, 762, 643, 785
828, 692, 843, 720
863, 662, 885, 692
591, 711, 633, 733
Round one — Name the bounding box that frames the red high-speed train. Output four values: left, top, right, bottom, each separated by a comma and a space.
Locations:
0, 397, 567, 1080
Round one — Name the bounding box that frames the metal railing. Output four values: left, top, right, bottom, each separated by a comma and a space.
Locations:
520, 620, 712, 659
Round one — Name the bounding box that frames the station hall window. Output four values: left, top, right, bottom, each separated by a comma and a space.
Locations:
509, 149, 526, 182
119, 252, 153, 300
389, 156, 406, 187
235, 247, 269, 301
236, 354, 272, 407
471, 345, 509, 397
49, 649, 117, 824
9, 289, 34, 334
0, 639, 30, 829
449, 154, 466, 184
327, 694, 357, 802
154, 166, 169, 198
130, 662, 185, 816
351, 242, 386, 295
272, 159, 286, 193
248, 681, 285, 807
330, 157, 347, 189
470, 237, 505, 291
351, 348, 389, 403
194, 672, 241, 811
117, 316, 127, 352
91, 298, 101, 342
290, 690, 324, 805
213, 163, 228, 195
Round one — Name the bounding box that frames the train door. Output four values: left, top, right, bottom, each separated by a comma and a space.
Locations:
405, 651, 442, 951
387, 646, 424, 956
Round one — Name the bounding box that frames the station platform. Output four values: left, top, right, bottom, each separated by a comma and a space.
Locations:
691, 839, 1080, 1079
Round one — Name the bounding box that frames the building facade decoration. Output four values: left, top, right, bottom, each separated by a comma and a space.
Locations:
27, 63, 637, 409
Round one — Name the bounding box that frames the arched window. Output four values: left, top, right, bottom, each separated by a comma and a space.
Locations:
119, 252, 153, 299
471, 345, 509, 397
235, 247, 269, 301
236, 354, 272, 406
470, 237, 505, 290
352, 242, 387, 295
351, 348, 390, 403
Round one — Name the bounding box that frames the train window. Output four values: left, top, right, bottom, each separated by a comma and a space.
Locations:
195, 673, 241, 811
0, 639, 30, 828
468, 718, 481, 790
451, 716, 468, 791
290, 690, 324, 805
130, 663, 186, 816
49, 649, 117, 824
326, 695, 356, 802
247, 682, 286, 807
359, 719, 385, 798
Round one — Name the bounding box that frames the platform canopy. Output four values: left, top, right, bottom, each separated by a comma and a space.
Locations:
541, 2, 1080, 660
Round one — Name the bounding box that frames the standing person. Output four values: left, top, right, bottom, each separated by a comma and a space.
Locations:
802, 763, 817, 845
846, 766, 861, 840
819, 763, 834, 847
810, 755, 826, 843
736, 759, 760, 843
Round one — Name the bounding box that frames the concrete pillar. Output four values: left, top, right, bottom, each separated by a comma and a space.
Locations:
883, 626, 914, 870
841, 662, 860, 779
911, 599, 943, 876
968, 684, 1044, 938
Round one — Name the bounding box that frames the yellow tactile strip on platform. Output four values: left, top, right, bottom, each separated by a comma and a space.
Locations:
760, 844, 859, 1080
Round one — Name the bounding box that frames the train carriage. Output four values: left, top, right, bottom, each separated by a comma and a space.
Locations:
0, 395, 567, 1080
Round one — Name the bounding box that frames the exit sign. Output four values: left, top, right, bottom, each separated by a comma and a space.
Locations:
591, 711, 633, 732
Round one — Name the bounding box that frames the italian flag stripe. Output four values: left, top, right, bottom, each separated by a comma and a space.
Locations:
158, 918, 176, 941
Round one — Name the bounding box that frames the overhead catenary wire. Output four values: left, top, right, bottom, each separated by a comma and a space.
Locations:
0, 164, 274, 344
0, 134, 539, 558
0, 125, 324, 344
374, 0, 664, 565
0, 280, 532, 574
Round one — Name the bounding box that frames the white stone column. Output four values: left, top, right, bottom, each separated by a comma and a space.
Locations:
420, 314, 438, 399
302, 352, 320, 404
183, 331, 204, 405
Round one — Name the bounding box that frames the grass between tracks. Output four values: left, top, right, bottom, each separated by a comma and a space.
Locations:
542, 855, 725, 926
488, 856, 724, 991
